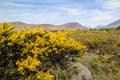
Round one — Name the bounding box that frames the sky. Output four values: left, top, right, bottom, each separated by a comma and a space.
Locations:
0, 0, 120, 28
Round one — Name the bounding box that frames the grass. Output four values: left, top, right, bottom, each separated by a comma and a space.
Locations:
65, 29, 120, 80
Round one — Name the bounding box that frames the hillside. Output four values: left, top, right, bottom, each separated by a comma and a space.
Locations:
106, 19, 120, 28
96, 19, 120, 29
8, 22, 29, 30
59, 22, 85, 30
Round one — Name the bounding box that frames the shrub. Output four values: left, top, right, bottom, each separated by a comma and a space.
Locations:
0, 23, 86, 80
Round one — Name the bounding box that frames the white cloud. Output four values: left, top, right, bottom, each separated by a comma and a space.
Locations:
104, 0, 120, 9
59, 7, 86, 15
1, 1, 35, 8
88, 10, 114, 21
76, 10, 114, 28
97, 0, 120, 9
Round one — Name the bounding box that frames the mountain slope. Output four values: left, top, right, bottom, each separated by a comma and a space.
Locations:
96, 19, 120, 29
8, 22, 29, 30
106, 19, 120, 28
96, 25, 105, 29
60, 22, 85, 30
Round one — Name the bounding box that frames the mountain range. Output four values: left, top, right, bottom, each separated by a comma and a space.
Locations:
1, 19, 120, 30
5, 22, 86, 31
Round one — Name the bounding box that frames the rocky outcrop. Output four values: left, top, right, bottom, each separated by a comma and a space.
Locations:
71, 62, 91, 80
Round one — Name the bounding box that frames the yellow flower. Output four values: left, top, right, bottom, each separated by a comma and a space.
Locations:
18, 67, 24, 72
36, 71, 54, 80
16, 56, 40, 71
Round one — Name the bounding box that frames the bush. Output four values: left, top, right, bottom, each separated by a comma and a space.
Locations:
116, 26, 120, 30
0, 23, 86, 80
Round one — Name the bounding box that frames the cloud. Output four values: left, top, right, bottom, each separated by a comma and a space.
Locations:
0, 1, 37, 8
59, 7, 86, 15
81, 10, 115, 27
0, 0, 120, 28
96, 0, 120, 9
103, 0, 120, 9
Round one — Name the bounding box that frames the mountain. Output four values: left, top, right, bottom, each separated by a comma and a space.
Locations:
106, 19, 120, 28
8, 21, 29, 30
96, 19, 120, 29
96, 25, 105, 29
60, 22, 85, 30
1, 21, 86, 30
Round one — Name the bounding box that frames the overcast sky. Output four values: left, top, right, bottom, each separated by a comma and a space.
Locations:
0, 0, 120, 28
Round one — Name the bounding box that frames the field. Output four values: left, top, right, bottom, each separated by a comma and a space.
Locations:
66, 29, 120, 80
0, 23, 120, 80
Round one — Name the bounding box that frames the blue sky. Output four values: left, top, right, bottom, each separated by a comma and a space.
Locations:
0, 0, 120, 28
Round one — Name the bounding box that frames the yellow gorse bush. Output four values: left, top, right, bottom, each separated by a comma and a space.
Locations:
36, 71, 54, 80
16, 56, 40, 72
0, 23, 86, 80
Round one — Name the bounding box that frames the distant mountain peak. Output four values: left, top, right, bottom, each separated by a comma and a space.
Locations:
62, 22, 82, 26
60, 22, 85, 30
64, 22, 81, 24
9, 21, 27, 24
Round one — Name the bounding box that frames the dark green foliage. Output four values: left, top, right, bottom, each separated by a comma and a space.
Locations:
116, 26, 120, 30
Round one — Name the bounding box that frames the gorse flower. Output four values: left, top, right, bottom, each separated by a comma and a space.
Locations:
16, 56, 40, 71
0, 23, 86, 80
36, 71, 54, 80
